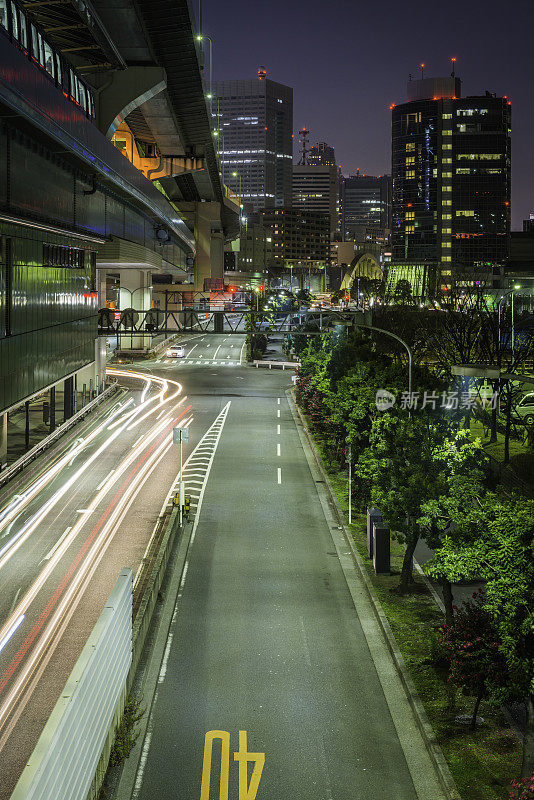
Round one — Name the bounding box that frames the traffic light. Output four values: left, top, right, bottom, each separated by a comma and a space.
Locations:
228, 285, 236, 294
344, 294, 350, 301
259, 284, 265, 291
184, 495, 191, 519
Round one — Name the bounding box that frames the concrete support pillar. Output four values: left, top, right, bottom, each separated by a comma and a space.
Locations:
0, 412, 7, 469
25, 401, 30, 451
97, 269, 107, 309
210, 231, 224, 281
193, 208, 212, 292
119, 269, 152, 350
178, 201, 225, 292
64, 377, 74, 422
50, 386, 56, 433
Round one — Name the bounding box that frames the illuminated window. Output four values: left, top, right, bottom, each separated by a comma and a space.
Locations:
442, 172, 452, 178
405, 211, 415, 220
406, 156, 415, 165
442, 241, 451, 247
442, 213, 452, 220
442, 185, 452, 192
442, 113, 453, 120
456, 168, 470, 174
442, 129, 452, 136
457, 108, 488, 116
457, 153, 501, 160
406, 170, 415, 179
456, 210, 475, 217
442, 158, 452, 164
442, 227, 452, 234
442, 199, 452, 206
441, 270, 452, 275
406, 142, 415, 151
442, 143, 452, 150
442, 256, 452, 262
405, 225, 415, 234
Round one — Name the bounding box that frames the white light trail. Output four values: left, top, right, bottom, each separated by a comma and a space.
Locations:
0, 615, 24, 655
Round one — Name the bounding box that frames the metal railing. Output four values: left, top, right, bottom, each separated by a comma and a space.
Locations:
0, 381, 118, 491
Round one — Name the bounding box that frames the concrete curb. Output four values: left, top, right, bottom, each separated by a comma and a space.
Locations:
288, 390, 461, 800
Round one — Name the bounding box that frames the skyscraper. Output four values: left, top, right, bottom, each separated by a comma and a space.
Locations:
292, 164, 338, 234
308, 141, 336, 167
340, 172, 391, 240
390, 74, 511, 297
214, 69, 293, 211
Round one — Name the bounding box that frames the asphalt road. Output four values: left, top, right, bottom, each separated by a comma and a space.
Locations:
127, 337, 441, 800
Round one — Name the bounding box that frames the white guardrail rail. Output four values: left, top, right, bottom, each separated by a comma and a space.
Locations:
0, 381, 118, 492
253, 360, 300, 370
10, 569, 133, 800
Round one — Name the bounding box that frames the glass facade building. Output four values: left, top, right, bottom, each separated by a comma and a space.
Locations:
391, 76, 511, 294
340, 172, 391, 240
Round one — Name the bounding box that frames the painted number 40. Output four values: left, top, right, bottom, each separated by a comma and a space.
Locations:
200, 730, 265, 800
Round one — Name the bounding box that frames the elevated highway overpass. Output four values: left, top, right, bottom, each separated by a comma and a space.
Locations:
0, 0, 239, 457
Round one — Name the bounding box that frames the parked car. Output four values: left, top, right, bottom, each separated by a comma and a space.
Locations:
515, 393, 534, 425
166, 344, 185, 358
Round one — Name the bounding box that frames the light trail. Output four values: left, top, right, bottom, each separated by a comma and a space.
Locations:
0, 418, 179, 746
0, 367, 190, 747
0, 372, 182, 572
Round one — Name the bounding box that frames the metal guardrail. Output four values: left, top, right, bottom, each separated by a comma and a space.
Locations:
253, 360, 300, 370
0, 381, 118, 491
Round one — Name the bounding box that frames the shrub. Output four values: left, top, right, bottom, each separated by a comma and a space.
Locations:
510, 776, 534, 799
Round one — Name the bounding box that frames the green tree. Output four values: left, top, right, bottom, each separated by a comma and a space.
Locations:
425, 494, 534, 776
357, 413, 447, 592
440, 591, 509, 729
393, 279, 415, 306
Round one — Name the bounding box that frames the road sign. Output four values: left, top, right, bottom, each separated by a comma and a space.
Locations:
173, 426, 189, 444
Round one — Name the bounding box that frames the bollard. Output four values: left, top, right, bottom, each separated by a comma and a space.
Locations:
373, 524, 390, 574
366, 508, 382, 559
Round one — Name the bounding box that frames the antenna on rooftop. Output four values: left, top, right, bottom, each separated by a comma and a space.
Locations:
298, 127, 309, 165
451, 57, 457, 78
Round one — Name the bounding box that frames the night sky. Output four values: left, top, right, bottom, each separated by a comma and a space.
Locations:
202, 0, 532, 229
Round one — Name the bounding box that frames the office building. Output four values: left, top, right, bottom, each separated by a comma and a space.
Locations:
308, 141, 336, 167
292, 164, 338, 234
340, 172, 391, 240
390, 74, 511, 297
260, 208, 330, 282
224, 222, 274, 280
214, 69, 293, 211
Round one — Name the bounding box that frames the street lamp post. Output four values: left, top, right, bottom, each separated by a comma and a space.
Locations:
347, 441, 352, 525
196, 33, 213, 118
497, 289, 517, 357
174, 424, 190, 527
231, 170, 242, 208
356, 323, 412, 397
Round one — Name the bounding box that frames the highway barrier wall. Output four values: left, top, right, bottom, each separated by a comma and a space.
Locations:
10, 569, 133, 800
130, 506, 180, 683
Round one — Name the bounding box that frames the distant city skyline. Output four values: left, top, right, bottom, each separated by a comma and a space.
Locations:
201, 0, 532, 229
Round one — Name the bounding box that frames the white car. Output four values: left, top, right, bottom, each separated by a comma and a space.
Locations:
516, 393, 534, 425
166, 344, 185, 358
